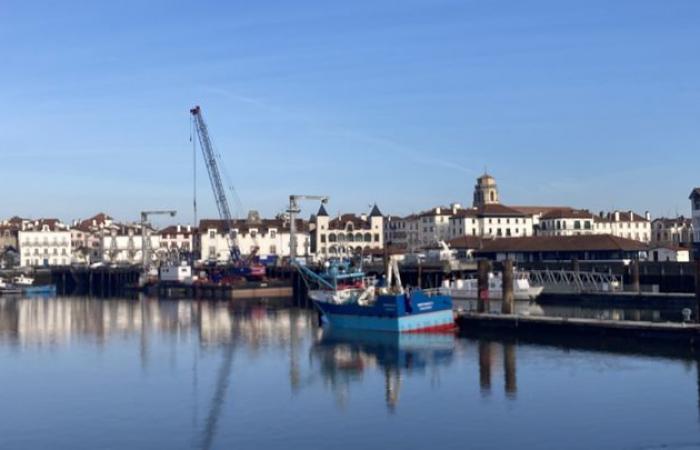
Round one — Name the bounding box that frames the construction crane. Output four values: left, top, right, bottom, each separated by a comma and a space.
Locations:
140, 210, 176, 272
190, 105, 241, 262
288, 195, 329, 260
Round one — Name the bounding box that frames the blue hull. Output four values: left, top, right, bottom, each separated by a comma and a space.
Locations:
323, 309, 455, 333
314, 289, 455, 333
23, 285, 56, 295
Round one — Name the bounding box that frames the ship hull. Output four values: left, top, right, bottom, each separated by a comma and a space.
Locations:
321, 309, 455, 333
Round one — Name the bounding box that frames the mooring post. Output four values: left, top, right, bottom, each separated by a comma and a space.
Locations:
501, 259, 514, 315
417, 262, 423, 289
477, 259, 490, 313
631, 259, 641, 294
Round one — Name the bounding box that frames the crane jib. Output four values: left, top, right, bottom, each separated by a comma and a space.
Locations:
190, 105, 241, 261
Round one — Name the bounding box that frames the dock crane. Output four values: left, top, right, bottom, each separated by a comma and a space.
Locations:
190, 105, 241, 262
288, 195, 329, 260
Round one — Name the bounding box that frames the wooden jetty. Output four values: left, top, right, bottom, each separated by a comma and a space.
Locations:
456, 312, 700, 343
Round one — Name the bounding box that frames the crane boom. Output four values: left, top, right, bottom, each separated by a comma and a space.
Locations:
190, 105, 240, 261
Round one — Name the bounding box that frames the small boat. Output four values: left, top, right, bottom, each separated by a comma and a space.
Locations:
297, 257, 455, 333
13, 274, 34, 286
440, 272, 544, 305
0, 278, 21, 294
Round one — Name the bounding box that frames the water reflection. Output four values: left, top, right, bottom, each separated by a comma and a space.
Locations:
454, 299, 677, 322
0, 296, 314, 349
311, 329, 455, 412
2, 297, 700, 449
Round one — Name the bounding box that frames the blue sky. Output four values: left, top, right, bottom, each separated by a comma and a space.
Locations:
1, 0, 699, 225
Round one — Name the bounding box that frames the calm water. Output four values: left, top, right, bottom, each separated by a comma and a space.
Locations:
1, 297, 700, 450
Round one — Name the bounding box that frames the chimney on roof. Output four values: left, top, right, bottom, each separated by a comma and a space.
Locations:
450, 203, 462, 214
628, 210, 633, 221
599, 211, 604, 218
177, 225, 181, 233
360, 213, 368, 221
645, 211, 651, 221
614, 211, 620, 222
436, 207, 441, 214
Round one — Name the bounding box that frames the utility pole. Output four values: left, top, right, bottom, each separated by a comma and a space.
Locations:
287, 195, 328, 261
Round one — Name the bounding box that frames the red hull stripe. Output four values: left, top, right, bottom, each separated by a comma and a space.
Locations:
404, 322, 457, 334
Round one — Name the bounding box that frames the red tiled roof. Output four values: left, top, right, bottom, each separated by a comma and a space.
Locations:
541, 208, 595, 220
328, 214, 371, 230
199, 218, 308, 234
476, 204, 526, 217
477, 235, 648, 253
159, 225, 197, 236
509, 206, 570, 216
446, 235, 487, 249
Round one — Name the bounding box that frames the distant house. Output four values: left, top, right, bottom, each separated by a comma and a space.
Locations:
18, 219, 72, 267
0, 246, 20, 269
651, 217, 693, 249
475, 234, 648, 263
648, 245, 690, 263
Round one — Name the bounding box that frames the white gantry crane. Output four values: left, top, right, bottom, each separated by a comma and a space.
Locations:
288, 195, 329, 260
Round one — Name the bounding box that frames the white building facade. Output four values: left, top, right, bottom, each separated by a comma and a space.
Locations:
100, 227, 161, 265
71, 213, 114, 264
537, 209, 596, 236
593, 211, 651, 243
199, 218, 308, 263
312, 205, 384, 258
18, 220, 72, 267
651, 217, 694, 249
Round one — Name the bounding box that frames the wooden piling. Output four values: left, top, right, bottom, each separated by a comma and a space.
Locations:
501, 259, 514, 315
631, 260, 641, 294
417, 262, 422, 289
477, 259, 490, 313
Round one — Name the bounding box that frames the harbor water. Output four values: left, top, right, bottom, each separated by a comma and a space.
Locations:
1, 296, 700, 449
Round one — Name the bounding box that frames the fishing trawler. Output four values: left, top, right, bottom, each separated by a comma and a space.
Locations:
0, 275, 56, 295
297, 258, 455, 333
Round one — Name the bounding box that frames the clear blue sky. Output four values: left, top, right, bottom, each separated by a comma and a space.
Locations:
1, 0, 698, 225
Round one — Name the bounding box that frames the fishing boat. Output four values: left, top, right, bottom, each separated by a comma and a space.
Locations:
0, 278, 21, 294
439, 271, 544, 305
297, 257, 455, 333
0, 274, 56, 296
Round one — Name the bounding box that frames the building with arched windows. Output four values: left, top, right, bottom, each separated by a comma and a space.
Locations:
311, 204, 384, 258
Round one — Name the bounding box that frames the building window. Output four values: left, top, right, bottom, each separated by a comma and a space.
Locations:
269, 245, 276, 254
320, 235, 326, 243
209, 230, 216, 239
373, 233, 379, 242
270, 230, 276, 239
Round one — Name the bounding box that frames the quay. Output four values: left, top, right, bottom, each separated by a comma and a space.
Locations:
456, 312, 700, 343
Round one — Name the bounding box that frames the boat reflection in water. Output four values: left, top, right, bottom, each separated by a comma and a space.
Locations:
311, 328, 455, 411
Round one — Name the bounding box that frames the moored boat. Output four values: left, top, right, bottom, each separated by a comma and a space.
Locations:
298, 258, 455, 333
440, 272, 544, 306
